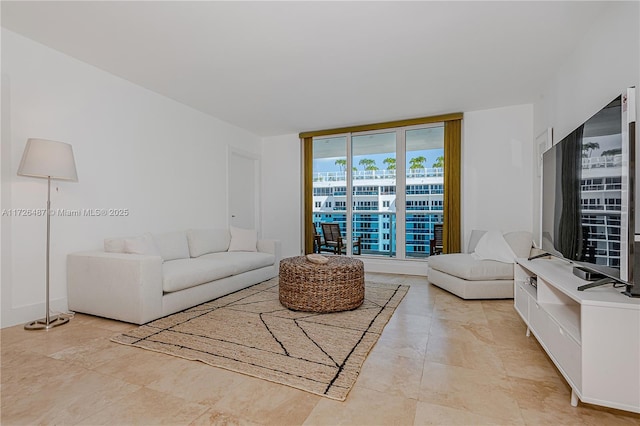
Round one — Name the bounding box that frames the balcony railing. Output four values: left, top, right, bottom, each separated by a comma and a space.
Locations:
312, 211, 442, 259
313, 167, 444, 182
582, 154, 622, 169
581, 183, 622, 192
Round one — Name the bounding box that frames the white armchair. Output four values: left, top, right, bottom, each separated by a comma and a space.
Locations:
427, 230, 532, 299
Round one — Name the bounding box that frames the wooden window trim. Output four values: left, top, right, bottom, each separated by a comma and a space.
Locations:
299, 113, 462, 139
302, 113, 462, 255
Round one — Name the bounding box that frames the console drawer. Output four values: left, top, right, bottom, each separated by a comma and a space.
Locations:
515, 283, 529, 320
529, 300, 549, 340
546, 318, 582, 388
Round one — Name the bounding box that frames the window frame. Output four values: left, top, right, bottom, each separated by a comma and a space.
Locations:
302, 113, 462, 255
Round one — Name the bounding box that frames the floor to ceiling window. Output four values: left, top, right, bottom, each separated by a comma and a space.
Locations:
405, 126, 445, 258
308, 120, 451, 259
311, 135, 348, 251
352, 131, 397, 256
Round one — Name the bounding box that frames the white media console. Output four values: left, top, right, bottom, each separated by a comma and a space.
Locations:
514, 257, 640, 413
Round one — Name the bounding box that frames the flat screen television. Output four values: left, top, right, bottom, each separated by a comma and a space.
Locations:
540, 88, 638, 296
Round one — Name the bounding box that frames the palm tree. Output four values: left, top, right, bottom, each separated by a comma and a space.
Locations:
383, 157, 396, 170
359, 158, 378, 171
602, 148, 621, 157
334, 158, 346, 172
582, 142, 600, 158
432, 156, 444, 168
409, 156, 426, 169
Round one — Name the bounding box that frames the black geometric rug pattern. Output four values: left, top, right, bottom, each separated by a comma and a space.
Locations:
112, 278, 408, 400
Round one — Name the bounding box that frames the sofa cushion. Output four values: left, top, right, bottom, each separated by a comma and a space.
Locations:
104, 236, 132, 253
467, 230, 487, 253
472, 230, 517, 263
124, 233, 161, 256
428, 253, 513, 281
504, 231, 533, 258
162, 258, 236, 293
199, 251, 275, 275
468, 230, 532, 259
187, 228, 231, 257
153, 231, 190, 261
228, 226, 258, 252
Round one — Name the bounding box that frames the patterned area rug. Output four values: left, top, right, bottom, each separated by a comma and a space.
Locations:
112, 278, 408, 401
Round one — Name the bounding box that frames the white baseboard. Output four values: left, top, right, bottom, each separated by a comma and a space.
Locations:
361, 257, 428, 276
1, 297, 68, 329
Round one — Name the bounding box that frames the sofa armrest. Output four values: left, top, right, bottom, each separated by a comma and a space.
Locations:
257, 239, 282, 265
67, 251, 163, 324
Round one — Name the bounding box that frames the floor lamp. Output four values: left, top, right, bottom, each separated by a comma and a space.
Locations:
18, 138, 78, 330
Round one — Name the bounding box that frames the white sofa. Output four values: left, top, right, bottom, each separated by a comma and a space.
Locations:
67, 228, 281, 324
427, 230, 532, 299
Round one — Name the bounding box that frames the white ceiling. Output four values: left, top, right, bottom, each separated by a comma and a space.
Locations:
1, 1, 609, 137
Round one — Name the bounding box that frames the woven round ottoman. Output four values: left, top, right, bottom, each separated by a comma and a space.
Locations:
279, 255, 365, 313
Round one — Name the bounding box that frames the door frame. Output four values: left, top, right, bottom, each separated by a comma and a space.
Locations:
227, 146, 261, 233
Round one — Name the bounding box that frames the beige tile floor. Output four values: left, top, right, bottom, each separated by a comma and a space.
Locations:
2, 273, 639, 425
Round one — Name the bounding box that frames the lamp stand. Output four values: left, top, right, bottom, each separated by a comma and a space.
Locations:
24, 176, 69, 330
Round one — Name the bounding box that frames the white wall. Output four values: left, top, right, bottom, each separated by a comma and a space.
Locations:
462, 104, 534, 249
532, 1, 639, 244
1, 30, 261, 328
261, 134, 301, 258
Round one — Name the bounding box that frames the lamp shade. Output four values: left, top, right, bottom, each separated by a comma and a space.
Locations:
17, 138, 78, 181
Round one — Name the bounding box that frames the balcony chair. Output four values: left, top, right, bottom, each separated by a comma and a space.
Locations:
318, 223, 361, 255
430, 223, 443, 255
